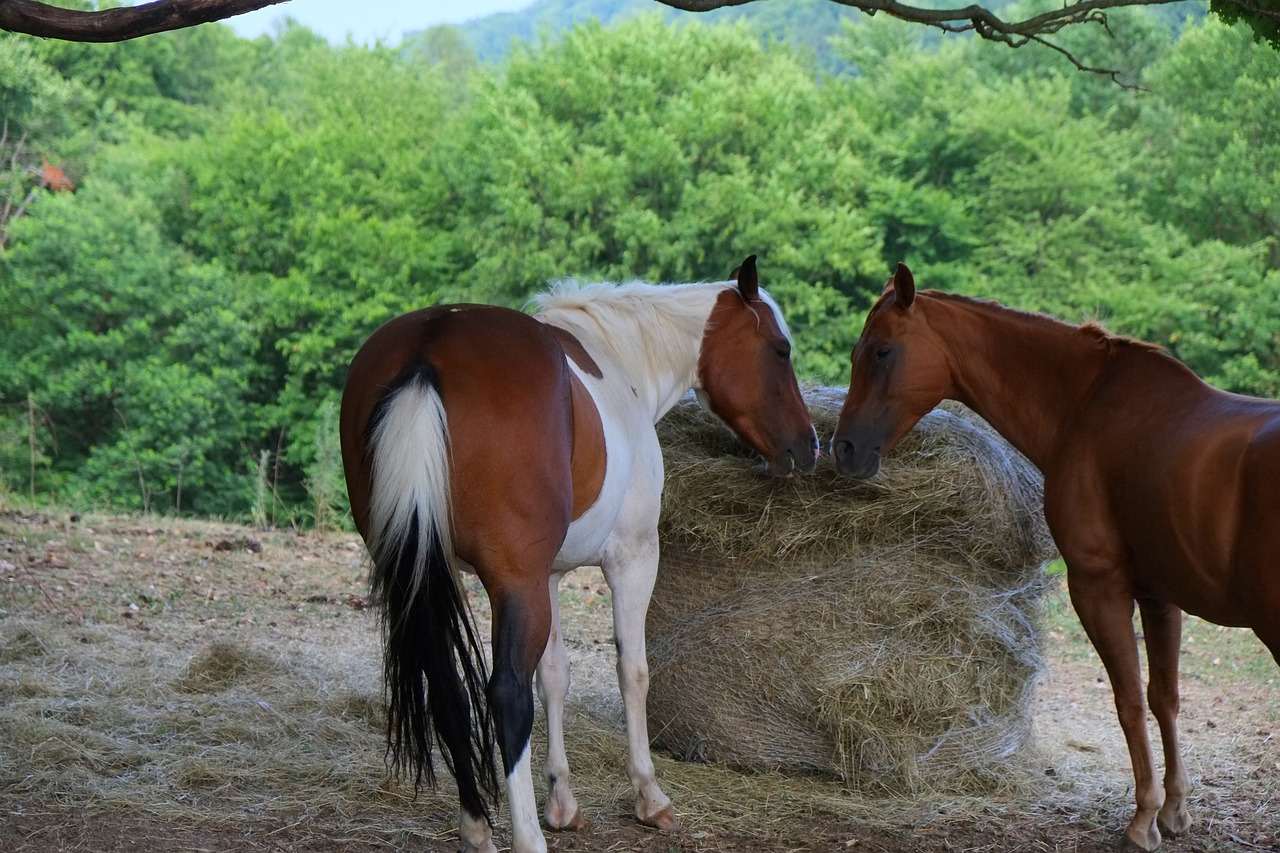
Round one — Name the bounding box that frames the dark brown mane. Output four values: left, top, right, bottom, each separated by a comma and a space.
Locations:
1079, 321, 1165, 354
922, 289, 1165, 354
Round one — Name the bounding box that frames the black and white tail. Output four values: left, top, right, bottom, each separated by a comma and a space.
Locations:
363, 365, 499, 821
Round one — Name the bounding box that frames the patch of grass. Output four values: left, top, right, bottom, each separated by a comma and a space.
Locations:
1040, 579, 1275, 690
1179, 619, 1278, 690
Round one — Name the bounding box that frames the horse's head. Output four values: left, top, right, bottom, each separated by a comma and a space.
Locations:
695, 255, 818, 478
832, 263, 952, 479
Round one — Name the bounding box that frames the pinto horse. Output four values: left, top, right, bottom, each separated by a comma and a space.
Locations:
831, 264, 1280, 851
339, 257, 817, 853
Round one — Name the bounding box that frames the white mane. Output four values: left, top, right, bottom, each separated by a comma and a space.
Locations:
530, 279, 735, 385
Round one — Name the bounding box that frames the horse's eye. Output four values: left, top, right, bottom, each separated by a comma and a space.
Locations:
875, 345, 893, 360
775, 340, 792, 360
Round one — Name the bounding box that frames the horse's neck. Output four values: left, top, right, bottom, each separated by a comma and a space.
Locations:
934, 297, 1108, 470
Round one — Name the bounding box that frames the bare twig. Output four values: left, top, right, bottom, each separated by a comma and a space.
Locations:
15, 555, 66, 617
113, 406, 151, 514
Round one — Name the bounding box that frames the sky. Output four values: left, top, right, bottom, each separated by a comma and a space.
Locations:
227, 0, 538, 45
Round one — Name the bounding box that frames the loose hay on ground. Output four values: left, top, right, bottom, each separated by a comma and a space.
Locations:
647, 389, 1058, 795
2, 509, 1276, 851
0, 613, 423, 844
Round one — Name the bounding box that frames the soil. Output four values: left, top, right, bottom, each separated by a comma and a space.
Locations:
1, 510, 1276, 852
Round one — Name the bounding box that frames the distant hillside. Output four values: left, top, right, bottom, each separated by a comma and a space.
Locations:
411, 0, 864, 67
404, 0, 1208, 69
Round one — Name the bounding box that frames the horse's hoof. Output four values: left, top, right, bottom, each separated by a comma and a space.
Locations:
546, 808, 587, 832
1119, 825, 1162, 852
1157, 805, 1191, 837
639, 803, 679, 832
460, 841, 499, 853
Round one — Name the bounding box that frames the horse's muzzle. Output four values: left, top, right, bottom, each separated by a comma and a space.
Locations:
832, 436, 881, 480
767, 431, 819, 478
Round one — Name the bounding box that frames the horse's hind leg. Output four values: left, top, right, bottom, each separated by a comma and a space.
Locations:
454, 568, 552, 853
485, 572, 556, 853
537, 572, 586, 831
1138, 597, 1192, 837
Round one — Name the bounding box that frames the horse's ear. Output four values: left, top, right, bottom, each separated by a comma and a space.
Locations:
892, 262, 915, 310
733, 254, 759, 300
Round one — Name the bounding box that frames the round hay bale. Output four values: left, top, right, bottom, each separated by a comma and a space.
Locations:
648, 388, 1057, 795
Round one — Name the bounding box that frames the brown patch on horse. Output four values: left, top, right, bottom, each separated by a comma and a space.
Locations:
546, 325, 604, 379
540, 324, 605, 517
566, 369, 606, 520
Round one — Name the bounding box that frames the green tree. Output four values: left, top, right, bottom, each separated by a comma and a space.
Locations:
405, 24, 478, 99
7, 4, 1280, 522
1137, 19, 1280, 267
439, 16, 876, 379
29, 17, 259, 135
827, 12, 1280, 398
0, 176, 261, 513
0, 36, 87, 249
155, 30, 458, 500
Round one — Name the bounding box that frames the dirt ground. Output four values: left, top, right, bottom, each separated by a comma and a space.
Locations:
1, 510, 1276, 852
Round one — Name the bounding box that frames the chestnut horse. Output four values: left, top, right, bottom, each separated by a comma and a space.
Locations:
340, 257, 817, 853
831, 264, 1280, 851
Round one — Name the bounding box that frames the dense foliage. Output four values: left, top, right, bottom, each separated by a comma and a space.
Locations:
2, 9, 1278, 525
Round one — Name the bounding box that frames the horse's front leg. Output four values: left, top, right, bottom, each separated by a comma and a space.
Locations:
602, 536, 678, 831
1137, 597, 1192, 838
1068, 570, 1163, 851
536, 572, 586, 831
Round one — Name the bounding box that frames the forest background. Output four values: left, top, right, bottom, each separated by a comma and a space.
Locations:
2, 0, 1278, 527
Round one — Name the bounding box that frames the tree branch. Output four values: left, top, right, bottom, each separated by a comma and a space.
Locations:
657, 0, 1247, 38
0, 0, 288, 42
657, 0, 1197, 75
659, 0, 1193, 37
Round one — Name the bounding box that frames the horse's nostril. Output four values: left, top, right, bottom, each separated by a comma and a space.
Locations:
833, 438, 853, 462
